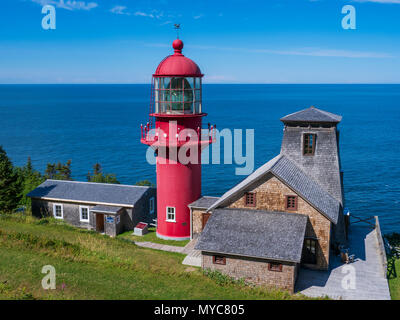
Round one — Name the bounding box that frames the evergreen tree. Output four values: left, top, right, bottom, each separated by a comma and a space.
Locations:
87, 163, 120, 184
93, 163, 101, 175
45, 163, 56, 179
0, 146, 22, 213
44, 160, 72, 180
135, 180, 154, 187
25, 156, 33, 173
15, 157, 45, 208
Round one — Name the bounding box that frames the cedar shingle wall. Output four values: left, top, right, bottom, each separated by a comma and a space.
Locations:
192, 209, 207, 236
227, 176, 331, 270
281, 126, 342, 204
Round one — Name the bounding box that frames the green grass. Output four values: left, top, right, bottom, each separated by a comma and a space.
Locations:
386, 233, 400, 300
388, 258, 400, 300
0, 213, 314, 300
118, 227, 189, 247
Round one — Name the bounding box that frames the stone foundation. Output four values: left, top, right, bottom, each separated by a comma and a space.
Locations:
202, 252, 298, 293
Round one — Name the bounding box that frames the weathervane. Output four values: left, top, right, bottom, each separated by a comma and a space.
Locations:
174, 24, 181, 39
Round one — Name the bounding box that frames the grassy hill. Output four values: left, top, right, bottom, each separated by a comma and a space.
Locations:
0, 213, 313, 300
389, 259, 400, 300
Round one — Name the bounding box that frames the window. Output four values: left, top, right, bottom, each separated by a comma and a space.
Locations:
166, 206, 176, 222
303, 238, 317, 265
149, 197, 155, 214
53, 204, 63, 219
213, 255, 226, 265
268, 262, 283, 272
79, 206, 89, 222
154, 77, 202, 115
285, 195, 298, 211
303, 133, 316, 155
244, 192, 256, 207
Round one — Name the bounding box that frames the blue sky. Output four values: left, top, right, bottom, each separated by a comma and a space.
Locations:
0, 0, 399, 83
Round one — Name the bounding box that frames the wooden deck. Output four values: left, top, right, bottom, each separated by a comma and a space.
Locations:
296, 224, 391, 300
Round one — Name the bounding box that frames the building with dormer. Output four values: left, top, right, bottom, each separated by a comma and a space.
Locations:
193, 106, 347, 293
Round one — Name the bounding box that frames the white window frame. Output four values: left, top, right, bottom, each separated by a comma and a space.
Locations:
79, 205, 90, 222
149, 197, 155, 214
53, 203, 63, 219
166, 206, 176, 222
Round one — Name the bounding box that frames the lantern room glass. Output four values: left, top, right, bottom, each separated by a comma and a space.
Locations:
154, 77, 202, 114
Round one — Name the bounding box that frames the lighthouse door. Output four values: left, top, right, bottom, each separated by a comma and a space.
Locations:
202, 213, 211, 230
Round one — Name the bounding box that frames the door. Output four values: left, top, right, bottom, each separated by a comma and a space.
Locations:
202, 213, 211, 230
303, 238, 317, 265
96, 213, 104, 232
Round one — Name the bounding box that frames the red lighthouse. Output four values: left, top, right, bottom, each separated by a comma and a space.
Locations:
141, 38, 215, 240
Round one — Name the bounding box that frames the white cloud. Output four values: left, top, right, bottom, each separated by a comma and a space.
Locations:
160, 20, 173, 26
31, 0, 98, 11
134, 11, 155, 18
110, 6, 129, 15
133, 10, 164, 19
193, 14, 204, 20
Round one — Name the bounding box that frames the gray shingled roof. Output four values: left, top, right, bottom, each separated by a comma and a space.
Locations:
207, 155, 340, 224
195, 208, 307, 263
280, 106, 342, 123
27, 180, 150, 207
188, 196, 219, 209
90, 205, 123, 214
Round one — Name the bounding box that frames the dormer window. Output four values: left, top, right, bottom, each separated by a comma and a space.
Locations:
286, 195, 298, 211
244, 192, 256, 207
303, 133, 316, 156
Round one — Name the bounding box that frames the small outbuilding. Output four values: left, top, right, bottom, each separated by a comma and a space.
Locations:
27, 179, 156, 237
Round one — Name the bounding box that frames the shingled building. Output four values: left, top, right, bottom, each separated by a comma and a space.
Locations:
28, 180, 156, 237
194, 106, 347, 293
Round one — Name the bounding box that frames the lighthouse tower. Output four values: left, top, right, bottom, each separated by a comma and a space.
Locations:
141, 38, 215, 240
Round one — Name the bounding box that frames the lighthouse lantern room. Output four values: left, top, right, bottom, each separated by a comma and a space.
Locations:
141, 38, 215, 240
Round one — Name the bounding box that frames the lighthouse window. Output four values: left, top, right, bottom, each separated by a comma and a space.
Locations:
303, 133, 316, 155
166, 206, 176, 222
154, 76, 201, 115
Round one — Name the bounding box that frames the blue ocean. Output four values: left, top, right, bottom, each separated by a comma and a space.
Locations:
0, 84, 399, 233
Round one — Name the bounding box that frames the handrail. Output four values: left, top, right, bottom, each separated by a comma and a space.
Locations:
140, 123, 217, 145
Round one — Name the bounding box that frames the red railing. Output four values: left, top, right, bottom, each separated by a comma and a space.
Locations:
140, 123, 217, 146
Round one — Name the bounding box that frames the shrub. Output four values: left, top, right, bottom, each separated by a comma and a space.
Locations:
202, 269, 247, 287
386, 233, 400, 247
